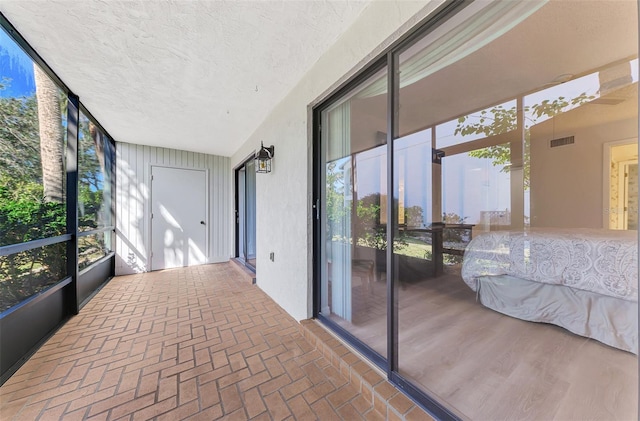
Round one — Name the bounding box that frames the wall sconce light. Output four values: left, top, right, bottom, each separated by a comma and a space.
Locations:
255, 142, 275, 173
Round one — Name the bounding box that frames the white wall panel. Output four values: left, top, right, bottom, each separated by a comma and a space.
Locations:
116, 142, 230, 275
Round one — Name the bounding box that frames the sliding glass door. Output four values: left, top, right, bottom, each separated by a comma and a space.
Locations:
315, 0, 638, 419
318, 65, 389, 360
236, 159, 256, 269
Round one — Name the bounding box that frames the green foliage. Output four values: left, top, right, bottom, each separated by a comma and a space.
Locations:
455, 93, 594, 189
326, 161, 350, 235
404, 206, 424, 228
78, 184, 103, 230
442, 212, 468, 265
396, 236, 432, 260
0, 177, 66, 244
355, 195, 385, 250
455, 104, 517, 138
354, 193, 407, 251
0, 176, 67, 312
0, 79, 41, 182
0, 79, 75, 311
442, 212, 466, 225
78, 117, 107, 230
78, 233, 108, 271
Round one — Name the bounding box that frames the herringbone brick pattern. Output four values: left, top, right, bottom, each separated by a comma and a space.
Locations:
0, 263, 391, 420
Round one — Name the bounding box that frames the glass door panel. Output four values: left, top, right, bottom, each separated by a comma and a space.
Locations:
393, 1, 638, 419
238, 167, 246, 260
245, 160, 256, 268
320, 66, 389, 357
237, 159, 256, 270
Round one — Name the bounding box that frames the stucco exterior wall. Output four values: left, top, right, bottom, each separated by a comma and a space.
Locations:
230, 0, 444, 321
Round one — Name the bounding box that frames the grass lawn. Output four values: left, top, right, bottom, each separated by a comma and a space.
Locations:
396, 237, 432, 259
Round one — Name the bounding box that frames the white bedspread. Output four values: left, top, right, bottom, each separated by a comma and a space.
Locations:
461, 228, 638, 302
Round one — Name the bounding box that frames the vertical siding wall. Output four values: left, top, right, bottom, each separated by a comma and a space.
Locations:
115, 142, 231, 275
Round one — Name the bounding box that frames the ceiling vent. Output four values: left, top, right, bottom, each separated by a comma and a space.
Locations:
550, 136, 575, 148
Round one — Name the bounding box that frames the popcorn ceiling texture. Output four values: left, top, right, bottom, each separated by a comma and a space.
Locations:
0, 0, 368, 156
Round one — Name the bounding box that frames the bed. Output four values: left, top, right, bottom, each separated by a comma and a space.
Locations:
461, 228, 638, 353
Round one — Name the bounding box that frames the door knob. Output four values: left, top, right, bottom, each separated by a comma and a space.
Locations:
200, 221, 206, 225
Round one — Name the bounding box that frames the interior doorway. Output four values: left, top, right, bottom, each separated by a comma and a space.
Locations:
150, 166, 208, 271
605, 139, 639, 230
235, 158, 256, 270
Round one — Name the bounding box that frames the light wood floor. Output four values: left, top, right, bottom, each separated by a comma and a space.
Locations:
330, 265, 638, 420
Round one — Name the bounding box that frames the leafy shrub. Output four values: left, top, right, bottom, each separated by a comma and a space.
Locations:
0, 177, 67, 312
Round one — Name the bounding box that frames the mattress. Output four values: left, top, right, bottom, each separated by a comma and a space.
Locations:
461, 228, 638, 302
476, 274, 638, 353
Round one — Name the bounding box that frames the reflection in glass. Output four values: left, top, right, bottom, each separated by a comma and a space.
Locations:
245, 160, 256, 267
0, 27, 69, 312
78, 112, 108, 232
321, 67, 388, 357
78, 233, 111, 271
608, 142, 639, 230
392, 1, 638, 419
0, 28, 67, 247
394, 130, 437, 273
0, 243, 67, 312
442, 147, 511, 233
237, 159, 256, 269
436, 100, 517, 149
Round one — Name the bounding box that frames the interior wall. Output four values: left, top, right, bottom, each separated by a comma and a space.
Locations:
116, 142, 231, 275
530, 109, 637, 228
229, 0, 444, 321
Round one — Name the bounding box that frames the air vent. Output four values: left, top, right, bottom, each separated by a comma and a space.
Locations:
550, 136, 575, 148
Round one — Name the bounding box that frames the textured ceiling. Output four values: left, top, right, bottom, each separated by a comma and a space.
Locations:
0, 0, 369, 156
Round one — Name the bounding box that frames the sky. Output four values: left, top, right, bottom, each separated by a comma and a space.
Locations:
0, 27, 36, 98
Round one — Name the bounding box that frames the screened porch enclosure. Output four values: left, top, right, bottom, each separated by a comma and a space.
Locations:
0, 14, 116, 383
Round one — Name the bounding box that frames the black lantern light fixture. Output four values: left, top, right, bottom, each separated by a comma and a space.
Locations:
255, 142, 275, 173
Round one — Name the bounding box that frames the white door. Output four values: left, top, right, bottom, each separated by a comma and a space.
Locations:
151, 166, 207, 270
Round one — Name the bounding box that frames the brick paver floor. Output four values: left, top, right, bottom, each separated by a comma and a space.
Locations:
0, 263, 385, 420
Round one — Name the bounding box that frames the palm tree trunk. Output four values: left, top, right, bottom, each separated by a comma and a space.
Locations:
34, 65, 64, 203
89, 122, 105, 171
